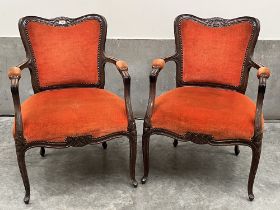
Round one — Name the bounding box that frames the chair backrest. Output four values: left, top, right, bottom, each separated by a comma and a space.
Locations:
19, 14, 107, 92
174, 14, 260, 93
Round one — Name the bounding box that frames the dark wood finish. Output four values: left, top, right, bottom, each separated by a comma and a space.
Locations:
142, 14, 267, 201
102, 142, 107, 150
40, 147, 45, 157
9, 14, 137, 204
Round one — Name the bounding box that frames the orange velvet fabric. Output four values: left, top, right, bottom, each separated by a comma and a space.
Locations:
17, 88, 128, 142
151, 87, 261, 140
26, 20, 101, 88
180, 20, 253, 86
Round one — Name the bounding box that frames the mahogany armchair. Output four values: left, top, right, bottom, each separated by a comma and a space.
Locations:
8, 14, 137, 204
141, 14, 270, 201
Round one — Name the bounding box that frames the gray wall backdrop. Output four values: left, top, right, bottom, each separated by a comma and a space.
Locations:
0, 38, 279, 119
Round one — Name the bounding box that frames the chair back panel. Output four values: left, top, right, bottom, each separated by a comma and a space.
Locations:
175, 15, 259, 92
19, 15, 106, 92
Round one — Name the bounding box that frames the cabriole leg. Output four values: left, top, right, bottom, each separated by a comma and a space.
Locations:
248, 141, 262, 201
129, 131, 138, 188
16, 147, 30, 204
141, 129, 150, 184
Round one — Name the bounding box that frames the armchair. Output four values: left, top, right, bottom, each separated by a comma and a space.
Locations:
8, 14, 137, 204
141, 14, 270, 201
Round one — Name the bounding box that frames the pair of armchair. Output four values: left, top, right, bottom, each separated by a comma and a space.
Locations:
8, 14, 270, 204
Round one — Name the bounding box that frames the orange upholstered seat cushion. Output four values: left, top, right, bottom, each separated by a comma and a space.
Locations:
18, 88, 128, 142
151, 87, 261, 141
180, 20, 253, 86
26, 20, 101, 88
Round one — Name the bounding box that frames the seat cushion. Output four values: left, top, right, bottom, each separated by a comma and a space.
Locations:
151, 87, 261, 141
18, 88, 128, 143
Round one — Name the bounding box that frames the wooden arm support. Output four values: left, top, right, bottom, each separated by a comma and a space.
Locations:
105, 55, 135, 131
144, 55, 177, 128
7, 60, 30, 140
252, 63, 270, 136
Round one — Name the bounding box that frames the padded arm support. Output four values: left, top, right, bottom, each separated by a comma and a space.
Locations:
8, 67, 21, 79
250, 60, 270, 136
116, 60, 128, 71
7, 60, 30, 140
144, 55, 178, 128
105, 56, 135, 131
257, 67, 270, 79
152, 59, 165, 69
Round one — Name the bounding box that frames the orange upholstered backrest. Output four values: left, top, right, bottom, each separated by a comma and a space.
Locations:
176, 15, 259, 90
20, 15, 105, 90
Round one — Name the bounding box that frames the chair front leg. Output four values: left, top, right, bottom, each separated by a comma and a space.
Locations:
15, 142, 30, 204
248, 137, 262, 201
129, 130, 138, 187
141, 127, 151, 184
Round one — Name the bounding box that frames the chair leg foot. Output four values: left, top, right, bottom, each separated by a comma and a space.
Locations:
40, 147, 45, 157
102, 142, 107, 150
24, 193, 30, 204
173, 139, 178, 147
141, 176, 148, 184
16, 147, 30, 204
129, 131, 137, 188
248, 140, 262, 201
234, 145, 240, 156
131, 179, 138, 188
248, 193, 255, 201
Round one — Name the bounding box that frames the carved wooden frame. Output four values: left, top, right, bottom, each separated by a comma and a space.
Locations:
10, 14, 137, 204
142, 14, 267, 201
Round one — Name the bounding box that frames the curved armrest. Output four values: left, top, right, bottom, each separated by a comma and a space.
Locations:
104, 56, 135, 131
251, 61, 271, 136
7, 60, 30, 141
144, 55, 177, 128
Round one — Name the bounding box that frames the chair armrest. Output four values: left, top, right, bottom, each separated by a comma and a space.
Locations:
251, 61, 271, 136
144, 55, 177, 128
104, 56, 135, 131
7, 60, 30, 141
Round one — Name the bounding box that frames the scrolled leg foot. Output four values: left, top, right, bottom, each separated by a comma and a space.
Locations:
173, 139, 178, 147
24, 193, 30, 204
234, 145, 240, 156
131, 179, 138, 188
141, 176, 148, 184
40, 147, 45, 157
248, 193, 255, 201
102, 142, 107, 150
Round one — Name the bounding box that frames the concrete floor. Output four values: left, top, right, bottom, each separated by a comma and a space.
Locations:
0, 117, 279, 210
